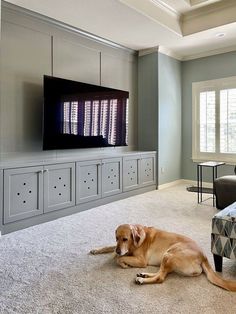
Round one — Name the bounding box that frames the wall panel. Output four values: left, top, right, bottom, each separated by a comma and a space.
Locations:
53, 37, 100, 85
0, 21, 51, 158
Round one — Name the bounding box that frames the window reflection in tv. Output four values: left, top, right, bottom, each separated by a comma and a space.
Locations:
43, 75, 129, 150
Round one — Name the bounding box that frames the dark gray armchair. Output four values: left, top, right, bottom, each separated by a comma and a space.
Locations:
214, 175, 236, 209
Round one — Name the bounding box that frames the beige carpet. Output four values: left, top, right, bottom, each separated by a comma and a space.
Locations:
0, 183, 236, 314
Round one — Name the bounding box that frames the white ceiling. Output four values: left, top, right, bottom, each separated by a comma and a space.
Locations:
4, 0, 236, 60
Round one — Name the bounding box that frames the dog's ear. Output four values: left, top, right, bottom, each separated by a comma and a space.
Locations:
130, 225, 146, 247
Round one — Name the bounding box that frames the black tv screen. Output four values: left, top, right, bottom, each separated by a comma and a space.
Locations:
43, 75, 129, 150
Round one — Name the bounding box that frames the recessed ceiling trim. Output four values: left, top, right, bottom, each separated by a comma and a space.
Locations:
149, 0, 181, 17
183, 0, 236, 20
182, 0, 236, 35
119, 0, 182, 35
190, 0, 221, 6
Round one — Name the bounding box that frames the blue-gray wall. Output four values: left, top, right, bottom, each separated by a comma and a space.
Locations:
182, 51, 236, 181
138, 52, 158, 152
158, 53, 182, 185
138, 52, 182, 186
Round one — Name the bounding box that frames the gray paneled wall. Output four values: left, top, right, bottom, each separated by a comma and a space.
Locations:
0, 3, 138, 163
0, 20, 51, 155
53, 37, 100, 85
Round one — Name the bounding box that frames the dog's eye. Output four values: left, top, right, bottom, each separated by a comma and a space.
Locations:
123, 238, 128, 242
116, 237, 118, 241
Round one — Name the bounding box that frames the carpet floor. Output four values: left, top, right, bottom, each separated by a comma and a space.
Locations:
0, 183, 236, 314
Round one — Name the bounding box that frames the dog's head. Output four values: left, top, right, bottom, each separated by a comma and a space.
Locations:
115, 224, 146, 256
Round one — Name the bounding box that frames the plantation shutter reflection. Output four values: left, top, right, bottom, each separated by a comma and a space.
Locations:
62, 92, 128, 146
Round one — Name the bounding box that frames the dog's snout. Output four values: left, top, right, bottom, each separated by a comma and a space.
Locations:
116, 247, 121, 255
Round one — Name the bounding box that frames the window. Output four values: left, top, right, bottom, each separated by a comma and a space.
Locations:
192, 76, 236, 163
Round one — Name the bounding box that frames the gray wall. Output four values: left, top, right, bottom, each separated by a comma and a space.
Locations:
182, 51, 236, 181
138, 51, 182, 186
0, 3, 138, 164
138, 52, 158, 152
158, 53, 182, 185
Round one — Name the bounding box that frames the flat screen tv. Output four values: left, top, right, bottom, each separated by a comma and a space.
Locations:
43, 75, 129, 150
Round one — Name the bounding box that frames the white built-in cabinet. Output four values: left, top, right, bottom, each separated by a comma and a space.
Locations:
76, 160, 102, 204
43, 163, 75, 213
1, 152, 156, 228
76, 157, 123, 204
123, 154, 156, 191
101, 158, 123, 198
4, 166, 44, 223
3, 163, 75, 223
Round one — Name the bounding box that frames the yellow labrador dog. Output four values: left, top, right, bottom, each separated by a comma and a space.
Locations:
90, 224, 236, 291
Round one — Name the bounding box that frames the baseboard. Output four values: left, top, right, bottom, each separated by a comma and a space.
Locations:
158, 179, 184, 190
158, 179, 213, 190
183, 179, 213, 188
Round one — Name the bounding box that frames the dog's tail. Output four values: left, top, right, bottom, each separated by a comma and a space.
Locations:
202, 257, 236, 291
90, 245, 116, 255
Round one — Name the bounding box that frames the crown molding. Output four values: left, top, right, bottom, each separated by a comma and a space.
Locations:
138, 46, 182, 60
181, 44, 236, 61
138, 46, 159, 57
2, 0, 136, 54
158, 46, 182, 60
138, 43, 236, 62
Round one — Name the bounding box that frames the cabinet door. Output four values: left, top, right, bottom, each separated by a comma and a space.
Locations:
4, 166, 44, 223
140, 154, 156, 187
123, 155, 140, 192
76, 160, 101, 204
102, 158, 122, 197
44, 163, 75, 213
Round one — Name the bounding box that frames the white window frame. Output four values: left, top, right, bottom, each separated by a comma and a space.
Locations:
192, 76, 236, 164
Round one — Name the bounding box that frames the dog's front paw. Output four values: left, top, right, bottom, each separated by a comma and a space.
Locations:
117, 257, 129, 268
119, 261, 129, 268
135, 277, 144, 285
